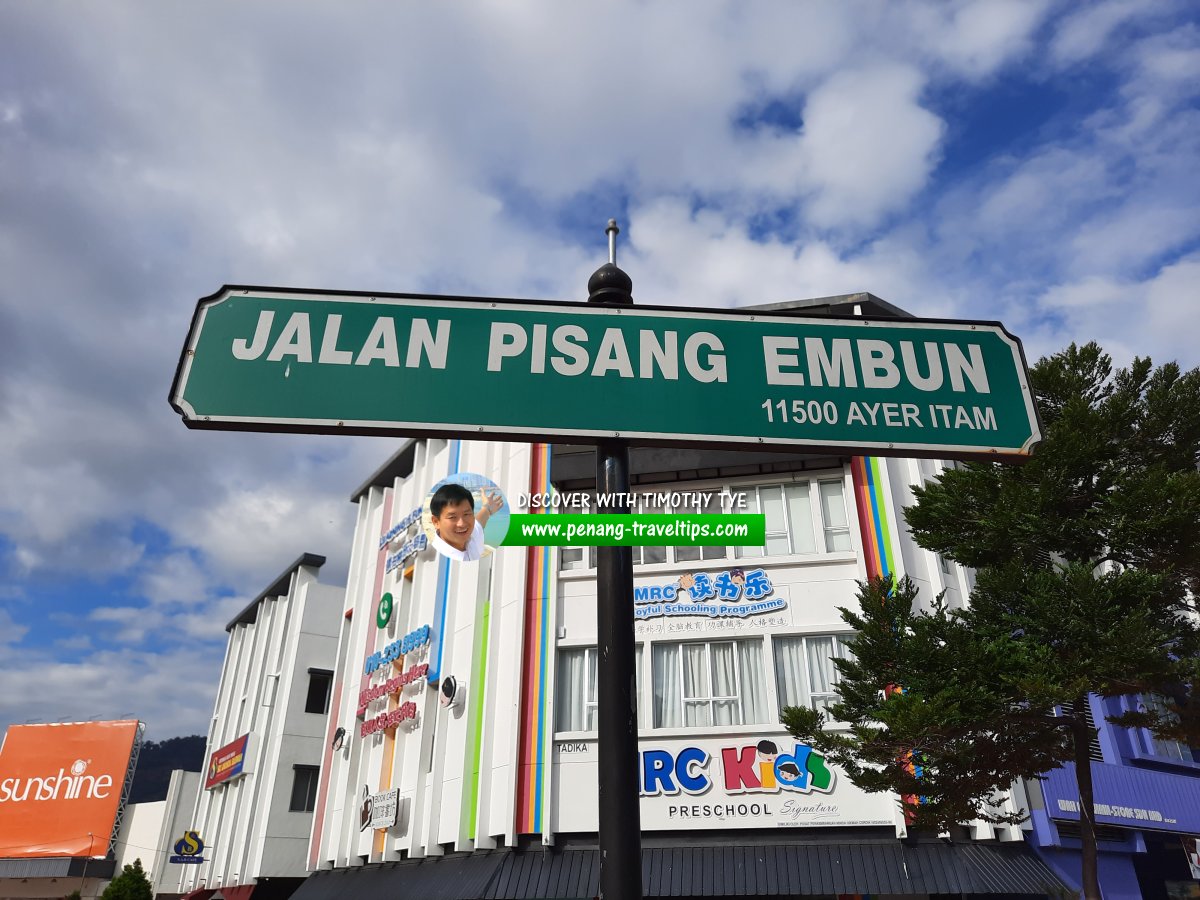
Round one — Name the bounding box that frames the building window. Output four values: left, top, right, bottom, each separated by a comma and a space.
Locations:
773, 634, 854, 716
557, 647, 598, 732
1143, 695, 1191, 761
305, 669, 333, 715
556, 646, 645, 732
289, 765, 319, 812
674, 491, 728, 563
558, 476, 851, 572
652, 639, 769, 728
559, 546, 590, 572
737, 480, 851, 558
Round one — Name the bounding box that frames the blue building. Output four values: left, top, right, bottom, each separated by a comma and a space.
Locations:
1025, 695, 1200, 899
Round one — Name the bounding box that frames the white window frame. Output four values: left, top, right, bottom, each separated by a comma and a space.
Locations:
555, 645, 644, 733
557, 471, 855, 573
771, 633, 855, 717
737, 478, 852, 559
680, 640, 742, 726
650, 637, 768, 729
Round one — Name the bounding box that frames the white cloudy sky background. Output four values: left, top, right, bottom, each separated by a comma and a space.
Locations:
1, 1, 1197, 738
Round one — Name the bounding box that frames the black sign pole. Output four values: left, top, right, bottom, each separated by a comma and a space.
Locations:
589, 221, 643, 900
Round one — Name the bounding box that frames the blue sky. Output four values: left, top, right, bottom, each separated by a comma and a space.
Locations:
1, 1, 1198, 739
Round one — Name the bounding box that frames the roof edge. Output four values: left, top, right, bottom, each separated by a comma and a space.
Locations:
225, 552, 327, 632
743, 291, 912, 318
351, 439, 418, 503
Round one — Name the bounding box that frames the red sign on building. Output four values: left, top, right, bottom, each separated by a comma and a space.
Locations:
205, 733, 252, 790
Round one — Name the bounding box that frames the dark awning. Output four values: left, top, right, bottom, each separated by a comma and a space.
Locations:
292, 840, 1068, 898
0, 857, 116, 879
295, 853, 505, 900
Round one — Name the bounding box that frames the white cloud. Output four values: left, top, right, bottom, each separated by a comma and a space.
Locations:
795, 65, 946, 230
1050, 0, 1159, 64
0, 644, 224, 738
931, 0, 1051, 77
1037, 255, 1200, 366
2, 1, 1198, 737
627, 197, 943, 315
0, 609, 29, 645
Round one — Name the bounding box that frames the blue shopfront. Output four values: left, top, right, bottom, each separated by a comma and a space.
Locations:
1027, 759, 1200, 899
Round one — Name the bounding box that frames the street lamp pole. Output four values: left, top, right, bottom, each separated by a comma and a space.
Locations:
588, 220, 643, 899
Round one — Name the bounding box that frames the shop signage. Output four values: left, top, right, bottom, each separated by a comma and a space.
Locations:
379, 507, 423, 549
1043, 762, 1200, 832
554, 735, 895, 831
205, 733, 252, 790
360, 702, 418, 737
0, 720, 141, 858
376, 592, 394, 629
634, 568, 783, 620
385, 533, 427, 574
363, 624, 431, 676
640, 739, 834, 796
170, 287, 1040, 459
359, 786, 404, 831
356, 661, 429, 717
169, 830, 205, 864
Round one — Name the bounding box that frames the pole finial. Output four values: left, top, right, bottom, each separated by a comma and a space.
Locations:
588, 218, 632, 305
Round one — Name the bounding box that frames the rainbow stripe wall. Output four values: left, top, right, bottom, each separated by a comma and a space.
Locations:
515, 443, 554, 834
851, 456, 897, 580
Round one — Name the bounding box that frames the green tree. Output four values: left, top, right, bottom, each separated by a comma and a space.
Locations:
99, 858, 153, 900
785, 343, 1200, 900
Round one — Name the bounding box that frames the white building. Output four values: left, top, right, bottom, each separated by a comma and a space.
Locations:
112, 769, 201, 898
179, 554, 343, 900
292, 296, 1068, 899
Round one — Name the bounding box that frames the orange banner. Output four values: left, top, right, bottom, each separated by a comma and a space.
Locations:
0, 720, 139, 857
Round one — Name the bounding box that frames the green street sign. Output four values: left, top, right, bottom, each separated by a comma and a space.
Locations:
170, 286, 1041, 459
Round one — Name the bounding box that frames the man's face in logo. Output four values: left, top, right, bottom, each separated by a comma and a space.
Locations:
432, 499, 476, 551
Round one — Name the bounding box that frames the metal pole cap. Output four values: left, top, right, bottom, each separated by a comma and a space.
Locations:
587, 262, 633, 305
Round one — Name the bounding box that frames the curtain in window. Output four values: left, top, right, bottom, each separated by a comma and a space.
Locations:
653, 642, 682, 727
807, 636, 840, 713
635, 645, 646, 729
586, 649, 598, 730
710, 642, 737, 725
683, 643, 711, 726
772, 636, 807, 710
738, 639, 769, 723
556, 649, 589, 731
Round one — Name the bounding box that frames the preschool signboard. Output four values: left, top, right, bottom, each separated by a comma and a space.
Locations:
553, 735, 896, 831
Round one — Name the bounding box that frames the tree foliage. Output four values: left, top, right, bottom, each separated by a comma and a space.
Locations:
782, 575, 1071, 829
785, 343, 1200, 894
128, 735, 206, 803
906, 343, 1200, 736
99, 858, 153, 900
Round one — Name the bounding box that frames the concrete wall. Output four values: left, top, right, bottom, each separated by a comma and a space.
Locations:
179, 562, 342, 895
